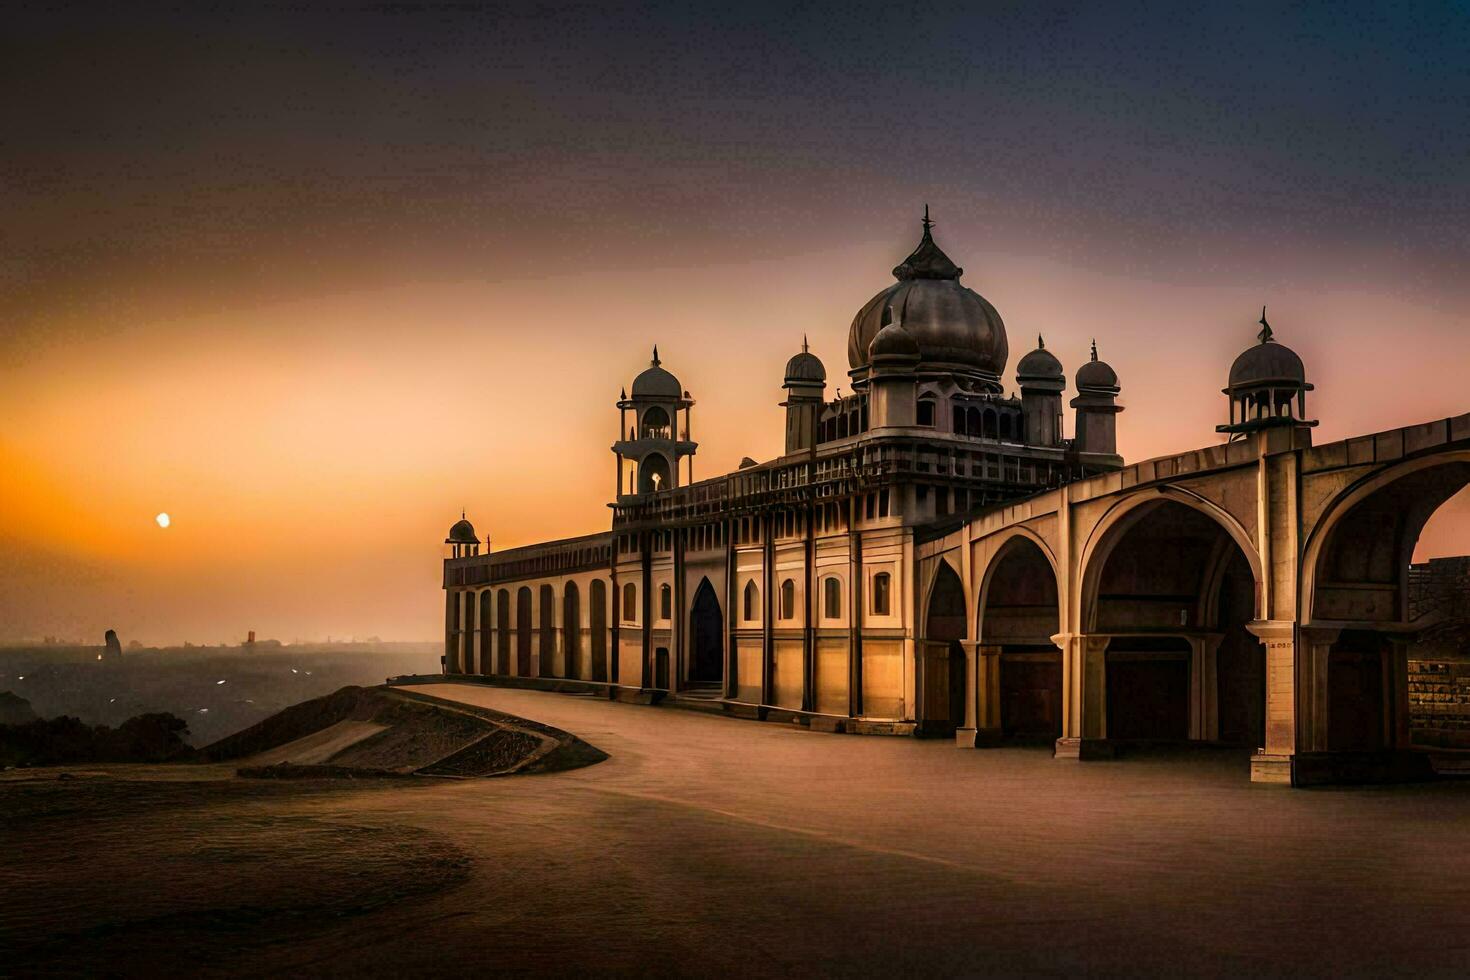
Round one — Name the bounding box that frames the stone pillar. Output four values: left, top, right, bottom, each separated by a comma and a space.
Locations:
1188, 634, 1223, 742
1054, 632, 1111, 759
1245, 620, 1311, 783
1296, 625, 1339, 755
955, 640, 981, 747
969, 643, 1004, 746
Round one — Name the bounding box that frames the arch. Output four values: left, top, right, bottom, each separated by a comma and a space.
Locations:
1301, 451, 1470, 625
780, 578, 796, 620
690, 577, 724, 685
967, 407, 982, 438
478, 590, 493, 676
743, 579, 760, 622
622, 581, 637, 622
448, 591, 462, 673
563, 581, 582, 680
640, 405, 671, 438
589, 579, 608, 681
516, 586, 533, 675
921, 560, 968, 735
952, 404, 965, 435
999, 413, 1013, 441
982, 409, 998, 439
977, 534, 1063, 739
659, 582, 672, 621
1078, 491, 1265, 746
917, 397, 936, 427
462, 591, 476, 674
1077, 488, 1263, 631
538, 584, 556, 677
496, 589, 511, 674
638, 453, 671, 494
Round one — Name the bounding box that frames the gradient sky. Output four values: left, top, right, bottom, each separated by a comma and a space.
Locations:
4, 2, 1470, 644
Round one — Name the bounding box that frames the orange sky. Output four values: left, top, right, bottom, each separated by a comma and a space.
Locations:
6, 5, 1470, 644
4, 226, 1470, 645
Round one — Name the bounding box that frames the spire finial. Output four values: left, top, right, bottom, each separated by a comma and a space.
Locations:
1037, 333, 1045, 350
620, 386, 626, 400
652, 344, 660, 366
461, 508, 465, 520
802, 333, 809, 353
1257, 306, 1273, 344
1090, 338, 1098, 361
921, 204, 933, 235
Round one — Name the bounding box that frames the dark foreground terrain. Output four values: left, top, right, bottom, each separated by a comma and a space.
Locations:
5, 682, 1470, 977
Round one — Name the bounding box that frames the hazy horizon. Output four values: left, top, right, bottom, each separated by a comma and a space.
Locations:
6, 3, 1470, 645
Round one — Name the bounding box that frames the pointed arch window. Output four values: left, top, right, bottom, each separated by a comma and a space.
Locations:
743, 580, 760, 622
623, 582, 637, 622
659, 583, 672, 620
780, 579, 796, 620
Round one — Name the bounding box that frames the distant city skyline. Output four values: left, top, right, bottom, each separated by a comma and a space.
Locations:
5, 3, 1470, 644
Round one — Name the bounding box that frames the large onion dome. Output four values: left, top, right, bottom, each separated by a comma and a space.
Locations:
848, 209, 1008, 389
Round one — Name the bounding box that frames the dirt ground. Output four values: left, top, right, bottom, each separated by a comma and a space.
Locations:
6, 682, 1470, 977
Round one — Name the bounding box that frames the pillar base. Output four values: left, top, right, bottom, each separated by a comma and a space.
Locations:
1053, 737, 1117, 760
1249, 752, 1294, 784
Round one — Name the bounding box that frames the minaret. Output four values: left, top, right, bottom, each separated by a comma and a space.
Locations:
445, 511, 480, 559
1016, 334, 1065, 447
781, 335, 827, 453
613, 346, 697, 496
1070, 340, 1122, 458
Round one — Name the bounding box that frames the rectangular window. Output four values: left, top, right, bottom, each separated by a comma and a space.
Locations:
872, 572, 891, 616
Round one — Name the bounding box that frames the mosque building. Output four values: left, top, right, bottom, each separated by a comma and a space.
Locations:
441, 211, 1470, 784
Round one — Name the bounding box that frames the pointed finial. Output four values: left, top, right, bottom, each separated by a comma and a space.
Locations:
1090, 338, 1098, 361
802, 333, 809, 353
1257, 306, 1273, 344
620, 386, 626, 400
461, 508, 465, 520
922, 204, 933, 235
652, 344, 660, 366
1037, 333, 1045, 350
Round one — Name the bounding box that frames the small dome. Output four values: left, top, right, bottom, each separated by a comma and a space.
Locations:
446, 516, 477, 545
869, 320, 920, 360
1016, 335, 1063, 381
1229, 313, 1305, 388
631, 346, 682, 399
784, 337, 826, 385
1075, 340, 1118, 391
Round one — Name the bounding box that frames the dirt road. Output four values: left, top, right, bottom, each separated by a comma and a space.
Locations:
7, 682, 1470, 976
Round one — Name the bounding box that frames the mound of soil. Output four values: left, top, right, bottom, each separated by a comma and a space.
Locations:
203, 685, 606, 779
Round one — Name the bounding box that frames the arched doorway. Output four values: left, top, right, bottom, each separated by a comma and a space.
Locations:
563, 582, 582, 680
921, 562, 967, 736
979, 536, 1062, 740
689, 578, 723, 687
639, 453, 671, 494
462, 591, 477, 674
1307, 458, 1470, 752
516, 587, 533, 676
478, 591, 493, 676
590, 579, 609, 682
539, 584, 556, 678
496, 590, 511, 674
1083, 498, 1263, 747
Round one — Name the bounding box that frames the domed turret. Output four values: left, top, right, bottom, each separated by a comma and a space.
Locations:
784, 335, 826, 387
1018, 335, 1065, 447
1218, 308, 1315, 438
616, 346, 697, 496
445, 512, 481, 558
847, 208, 1009, 390
781, 336, 827, 453
1070, 340, 1122, 458
1016, 334, 1063, 387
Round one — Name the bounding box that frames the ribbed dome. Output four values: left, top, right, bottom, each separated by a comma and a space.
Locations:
847, 212, 1008, 385
1016, 335, 1063, 382
446, 516, 477, 545
1076, 340, 1118, 391
631, 346, 682, 399
784, 337, 826, 385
